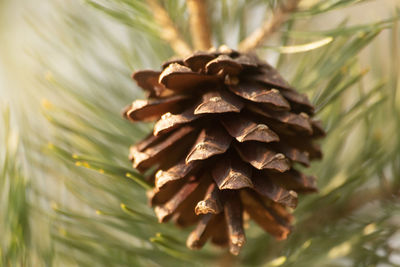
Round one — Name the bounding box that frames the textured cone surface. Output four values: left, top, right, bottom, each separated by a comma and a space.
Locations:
124, 46, 325, 255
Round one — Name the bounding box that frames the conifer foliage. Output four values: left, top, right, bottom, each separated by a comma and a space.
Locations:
1, 0, 400, 266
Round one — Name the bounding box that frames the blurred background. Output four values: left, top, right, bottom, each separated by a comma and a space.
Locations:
1, 0, 400, 266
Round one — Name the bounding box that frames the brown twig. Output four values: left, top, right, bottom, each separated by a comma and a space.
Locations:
239, 0, 301, 52
147, 0, 192, 57
187, 0, 212, 50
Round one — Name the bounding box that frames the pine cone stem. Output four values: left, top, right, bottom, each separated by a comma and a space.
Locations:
187, 0, 212, 50
146, 0, 192, 56
239, 0, 301, 52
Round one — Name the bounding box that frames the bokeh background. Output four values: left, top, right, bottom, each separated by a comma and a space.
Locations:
1, 0, 400, 266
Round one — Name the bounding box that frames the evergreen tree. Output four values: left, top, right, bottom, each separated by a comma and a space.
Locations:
1, 0, 400, 266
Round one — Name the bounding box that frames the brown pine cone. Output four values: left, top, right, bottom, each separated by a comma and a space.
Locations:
123, 46, 325, 255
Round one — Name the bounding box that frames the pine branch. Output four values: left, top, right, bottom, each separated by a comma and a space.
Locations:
300, 184, 400, 234
239, 0, 301, 52
146, 0, 192, 56
187, 0, 212, 50
5, 0, 399, 265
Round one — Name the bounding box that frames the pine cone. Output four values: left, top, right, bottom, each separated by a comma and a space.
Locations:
123, 46, 325, 255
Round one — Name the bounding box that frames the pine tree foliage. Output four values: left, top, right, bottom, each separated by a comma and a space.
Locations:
1, 0, 400, 266
1, 107, 30, 266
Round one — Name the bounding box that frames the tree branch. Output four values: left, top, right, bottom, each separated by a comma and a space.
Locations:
187, 0, 212, 50
238, 0, 301, 52
147, 0, 192, 57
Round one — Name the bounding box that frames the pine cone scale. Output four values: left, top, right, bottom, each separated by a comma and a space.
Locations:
242, 194, 291, 240
186, 213, 214, 249
224, 191, 246, 255
130, 125, 196, 171
183, 52, 216, 72
269, 170, 317, 193
153, 105, 203, 136
249, 64, 293, 90
131, 70, 163, 97
228, 82, 290, 109
252, 174, 298, 208
205, 55, 243, 76
235, 142, 290, 172
160, 63, 219, 92
154, 176, 201, 223
195, 183, 222, 215
155, 160, 199, 189
194, 90, 244, 114
221, 115, 280, 143
124, 95, 190, 122
211, 155, 253, 190
186, 126, 232, 163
